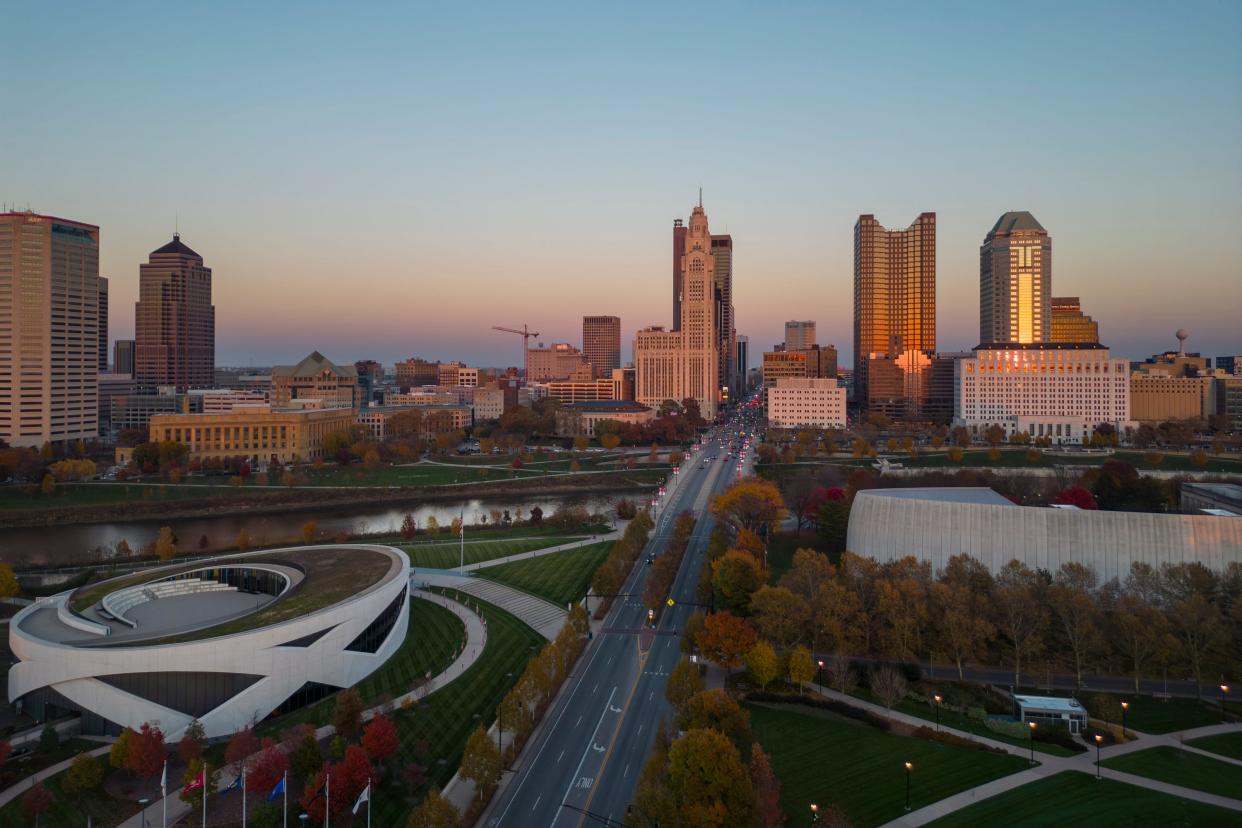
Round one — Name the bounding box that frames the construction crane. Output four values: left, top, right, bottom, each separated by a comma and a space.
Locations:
492, 324, 541, 378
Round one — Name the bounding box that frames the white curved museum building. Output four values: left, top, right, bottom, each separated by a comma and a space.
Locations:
7, 545, 410, 739
846, 488, 1242, 582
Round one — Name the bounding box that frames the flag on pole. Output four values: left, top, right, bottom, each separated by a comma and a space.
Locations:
351, 782, 370, 815
266, 776, 285, 802
225, 772, 243, 792
160, 760, 167, 796
183, 767, 206, 794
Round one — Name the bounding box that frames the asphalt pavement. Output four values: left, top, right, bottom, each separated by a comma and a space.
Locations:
484, 423, 747, 828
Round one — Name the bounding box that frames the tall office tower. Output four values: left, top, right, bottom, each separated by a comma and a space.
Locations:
711, 232, 736, 399
735, 335, 749, 393
0, 211, 101, 447
784, 320, 816, 352
672, 219, 687, 329
98, 276, 109, 371
582, 315, 622, 377
980, 212, 1051, 346
113, 339, 135, 376
853, 212, 936, 415
134, 233, 215, 391
636, 200, 720, 419
1050, 297, 1100, 344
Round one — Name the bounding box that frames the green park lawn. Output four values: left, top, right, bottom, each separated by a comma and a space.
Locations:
1112, 697, 1224, 734
1187, 731, 1242, 761
747, 702, 1030, 827
258, 596, 466, 735
397, 536, 587, 570
372, 588, 543, 825
925, 770, 1240, 827
1102, 745, 1242, 799
480, 541, 615, 606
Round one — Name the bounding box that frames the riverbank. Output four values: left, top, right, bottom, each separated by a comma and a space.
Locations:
0, 472, 659, 530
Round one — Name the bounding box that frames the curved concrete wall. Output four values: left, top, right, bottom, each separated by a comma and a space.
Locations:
846, 492, 1242, 582
8, 545, 410, 740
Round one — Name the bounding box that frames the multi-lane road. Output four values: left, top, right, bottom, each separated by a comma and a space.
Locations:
484, 416, 753, 828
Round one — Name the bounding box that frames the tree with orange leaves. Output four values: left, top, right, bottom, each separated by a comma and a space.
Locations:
695, 612, 757, 671
710, 478, 787, 535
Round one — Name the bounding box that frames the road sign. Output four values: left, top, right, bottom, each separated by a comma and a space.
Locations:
666, 598, 675, 607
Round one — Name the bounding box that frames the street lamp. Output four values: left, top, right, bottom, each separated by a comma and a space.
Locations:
904, 761, 913, 812
1028, 721, 1037, 765
810, 802, 819, 823
817, 660, 825, 689
933, 694, 943, 733
1094, 734, 1103, 779
1120, 700, 1129, 739
1221, 684, 1230, 723
138, 798, 149, 828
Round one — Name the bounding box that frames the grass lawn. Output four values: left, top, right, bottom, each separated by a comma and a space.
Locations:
1113, 697, 1223, 734
925, 770, 1239, 827
747, 702, 1029, 827
0, 756, 139, 828
258, 595, 465, 735
0, 481, 239, 512
1187, 731, 1242, 761
480, 542, 614, 606
372, 588, 543, 825
1102, 745, 1242, 799
397, 536, 586, 570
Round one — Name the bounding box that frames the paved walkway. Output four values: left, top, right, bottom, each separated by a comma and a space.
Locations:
0, 743, 113, 809
417, 570, 567, 640
783, 682, 1242, 827
112, 589, 488, 828
457, 529, 621, 573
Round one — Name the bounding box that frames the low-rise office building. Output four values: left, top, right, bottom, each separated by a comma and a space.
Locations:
356, 404, 469, 442
767, 377, 846, 428
954, 344, 1130, 444
1129, 371, 1214, 423
148, 406, 356, 463
555, 400, 653, 437
270, 351, 359, 410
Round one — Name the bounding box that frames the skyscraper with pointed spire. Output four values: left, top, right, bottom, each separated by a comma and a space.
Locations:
134, 233, 215, 391
638, 198, 721, 418
671, 191, 735, 399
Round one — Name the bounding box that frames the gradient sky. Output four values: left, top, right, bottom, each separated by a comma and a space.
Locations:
4, 1, 1240, 369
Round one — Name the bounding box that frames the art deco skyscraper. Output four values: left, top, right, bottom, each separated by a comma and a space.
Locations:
637, 200, 719, 418
0, 211, 101, 447
582, 315, 621, 378
134, 233, 215, 391
853, 212, 936, 413
674, 200, 734, 397
980, 212, 1051, 345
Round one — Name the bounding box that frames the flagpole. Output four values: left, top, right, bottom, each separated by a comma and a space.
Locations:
367, 777, 371, 828
161, 759, 167, 828
282, 770, 287, 828
242, 764, 247, 828
202, 762, 207, 828
325, 772, 330, 828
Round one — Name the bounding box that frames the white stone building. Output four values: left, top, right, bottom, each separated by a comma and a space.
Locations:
954, 344, 1131, 444
767, 377, 846, 428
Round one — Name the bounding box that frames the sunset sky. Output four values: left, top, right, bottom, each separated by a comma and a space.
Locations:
5, 2, 1240, 369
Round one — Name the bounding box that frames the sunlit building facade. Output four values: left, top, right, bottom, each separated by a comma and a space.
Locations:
134, 234, 215, 391
1050, 296, 1099, 344
853, 212, 936, 416
582, 316, 622, 378
980, 212, 1051, 346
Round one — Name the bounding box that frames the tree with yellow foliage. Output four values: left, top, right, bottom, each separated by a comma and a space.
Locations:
710, 479, 787, 535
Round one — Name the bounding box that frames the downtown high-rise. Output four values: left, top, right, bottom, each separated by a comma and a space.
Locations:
638, 200, 720, 418
853, 212, 936, 415
582, 315, 621, 377
673, 195, 736, 398
0, 211, 101, 447
980, 211, 1051, 345
134, 233, 215, 391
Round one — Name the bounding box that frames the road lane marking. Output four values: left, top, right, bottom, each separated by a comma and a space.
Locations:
533, 795, 541, 811
559, 686, 618, 828
557, 750, 564, 763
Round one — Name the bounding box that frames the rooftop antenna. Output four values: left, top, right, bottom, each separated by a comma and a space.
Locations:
698, 187, 703, 208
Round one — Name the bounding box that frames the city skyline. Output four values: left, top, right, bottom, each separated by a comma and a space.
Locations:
3, 3, 1240, 367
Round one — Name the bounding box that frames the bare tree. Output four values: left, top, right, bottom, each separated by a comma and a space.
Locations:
870, 665, 907, 709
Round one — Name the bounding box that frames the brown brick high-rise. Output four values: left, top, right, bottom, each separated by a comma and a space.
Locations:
135, 233, 215, 391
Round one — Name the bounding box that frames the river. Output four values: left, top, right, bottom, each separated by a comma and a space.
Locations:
0, 492, 624, 568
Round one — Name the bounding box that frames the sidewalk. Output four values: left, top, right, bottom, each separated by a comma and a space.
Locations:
0, 743, 113, 809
